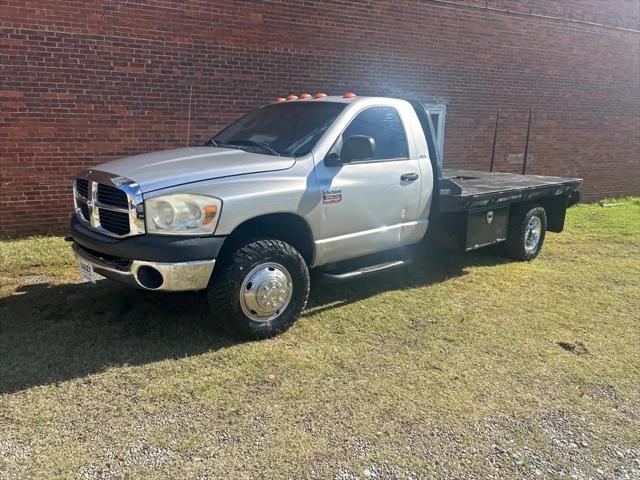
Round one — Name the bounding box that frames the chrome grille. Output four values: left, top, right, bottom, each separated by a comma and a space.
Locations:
73, 170, 145, 238
77, 199, 90, 221
97, 184, 128, 209
76, 179, 89, 199
99, 209, 130, 235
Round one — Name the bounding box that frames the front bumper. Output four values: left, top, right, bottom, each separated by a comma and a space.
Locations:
70, 216, 224, 291
71, 215, 226, 262
72, 243, 215, 291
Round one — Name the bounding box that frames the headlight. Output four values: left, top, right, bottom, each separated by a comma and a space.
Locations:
145, 194, 222, 235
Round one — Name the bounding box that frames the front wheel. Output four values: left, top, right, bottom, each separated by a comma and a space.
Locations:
503, 204, 547, 261
208, 239, 310, 339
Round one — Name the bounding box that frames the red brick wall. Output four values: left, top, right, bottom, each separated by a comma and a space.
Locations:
1, 0, 639, 237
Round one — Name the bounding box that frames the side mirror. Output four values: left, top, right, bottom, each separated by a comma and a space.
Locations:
324, 135, 376, 166
341, 135, 375, 162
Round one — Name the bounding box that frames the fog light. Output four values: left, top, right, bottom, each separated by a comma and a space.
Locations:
136, 266, 164, 289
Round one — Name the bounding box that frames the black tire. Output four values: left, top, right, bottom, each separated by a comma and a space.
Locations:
208, 239, 310, 339
503, 203, 547, 261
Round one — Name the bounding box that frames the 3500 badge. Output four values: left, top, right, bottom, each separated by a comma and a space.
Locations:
322, 189, 342, 204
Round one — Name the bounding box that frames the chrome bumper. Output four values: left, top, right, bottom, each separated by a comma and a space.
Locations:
72, 243, 215, 291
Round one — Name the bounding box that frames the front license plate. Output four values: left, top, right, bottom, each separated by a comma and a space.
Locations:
78, 258, 96, 283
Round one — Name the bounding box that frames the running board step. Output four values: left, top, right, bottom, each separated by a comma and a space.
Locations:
320, 260, 408, 283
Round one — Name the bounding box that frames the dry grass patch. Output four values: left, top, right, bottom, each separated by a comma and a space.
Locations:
1, 198, 639, 479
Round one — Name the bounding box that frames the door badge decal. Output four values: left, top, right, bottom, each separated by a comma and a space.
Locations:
322, 189, 342, 204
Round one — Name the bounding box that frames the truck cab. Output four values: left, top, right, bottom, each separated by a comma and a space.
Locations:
70, 94, 581, 338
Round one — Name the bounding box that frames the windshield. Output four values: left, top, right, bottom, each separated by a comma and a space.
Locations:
207, 102, 346, 157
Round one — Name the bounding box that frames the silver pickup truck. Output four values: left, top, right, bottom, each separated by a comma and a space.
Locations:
70, 94, 582, 338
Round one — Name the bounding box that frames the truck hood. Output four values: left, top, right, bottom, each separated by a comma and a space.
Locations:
94, 147, 296, 193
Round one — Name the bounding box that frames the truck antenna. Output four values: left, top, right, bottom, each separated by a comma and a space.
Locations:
186, 84, 193, 148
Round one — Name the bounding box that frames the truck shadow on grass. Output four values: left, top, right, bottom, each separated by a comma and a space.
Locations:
0, 248, 508, 394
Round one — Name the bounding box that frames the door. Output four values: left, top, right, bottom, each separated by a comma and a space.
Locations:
314, 106, 423, 264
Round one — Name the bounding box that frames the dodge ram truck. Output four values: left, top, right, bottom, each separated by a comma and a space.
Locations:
70, 93, 582, 338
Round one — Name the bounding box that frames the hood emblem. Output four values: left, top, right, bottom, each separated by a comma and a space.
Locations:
111, 176, 129, 186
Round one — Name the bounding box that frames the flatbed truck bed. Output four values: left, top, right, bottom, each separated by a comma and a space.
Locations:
432, 169, 581, 252
437, 169, 582, 212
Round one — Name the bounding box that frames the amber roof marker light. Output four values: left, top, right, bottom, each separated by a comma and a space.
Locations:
286, 95, 299, 101
314, 92, 327, 99
342, 92, 357, 99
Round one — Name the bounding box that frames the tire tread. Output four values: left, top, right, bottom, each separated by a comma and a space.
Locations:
503, 203, 547, 261
208, 238, 310, 339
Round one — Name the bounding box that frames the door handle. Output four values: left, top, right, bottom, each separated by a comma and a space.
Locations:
401, 172, 419, 182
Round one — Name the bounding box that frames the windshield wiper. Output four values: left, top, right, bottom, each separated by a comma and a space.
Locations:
206, 139, 245, 152
225, 139, 281, 156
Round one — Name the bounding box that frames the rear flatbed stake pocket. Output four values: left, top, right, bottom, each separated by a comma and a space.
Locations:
69, 94, 582, 339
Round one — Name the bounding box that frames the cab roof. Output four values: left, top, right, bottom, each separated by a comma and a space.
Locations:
270, 95, 406, 105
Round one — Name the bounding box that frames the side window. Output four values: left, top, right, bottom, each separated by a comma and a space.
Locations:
425, 104, 446, 167
342, 106, 409, 161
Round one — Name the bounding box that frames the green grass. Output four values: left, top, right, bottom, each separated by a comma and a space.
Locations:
1, 199, 639, 479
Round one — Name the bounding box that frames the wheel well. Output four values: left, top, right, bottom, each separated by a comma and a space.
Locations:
221, 213, 315, 265
533, 195, 568, 233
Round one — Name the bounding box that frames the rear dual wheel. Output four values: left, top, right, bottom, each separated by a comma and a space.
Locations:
208, 239, 310, 339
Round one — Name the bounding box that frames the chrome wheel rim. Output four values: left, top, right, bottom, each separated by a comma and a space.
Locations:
524, 216, 542, 254
239, 262, 293, 322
